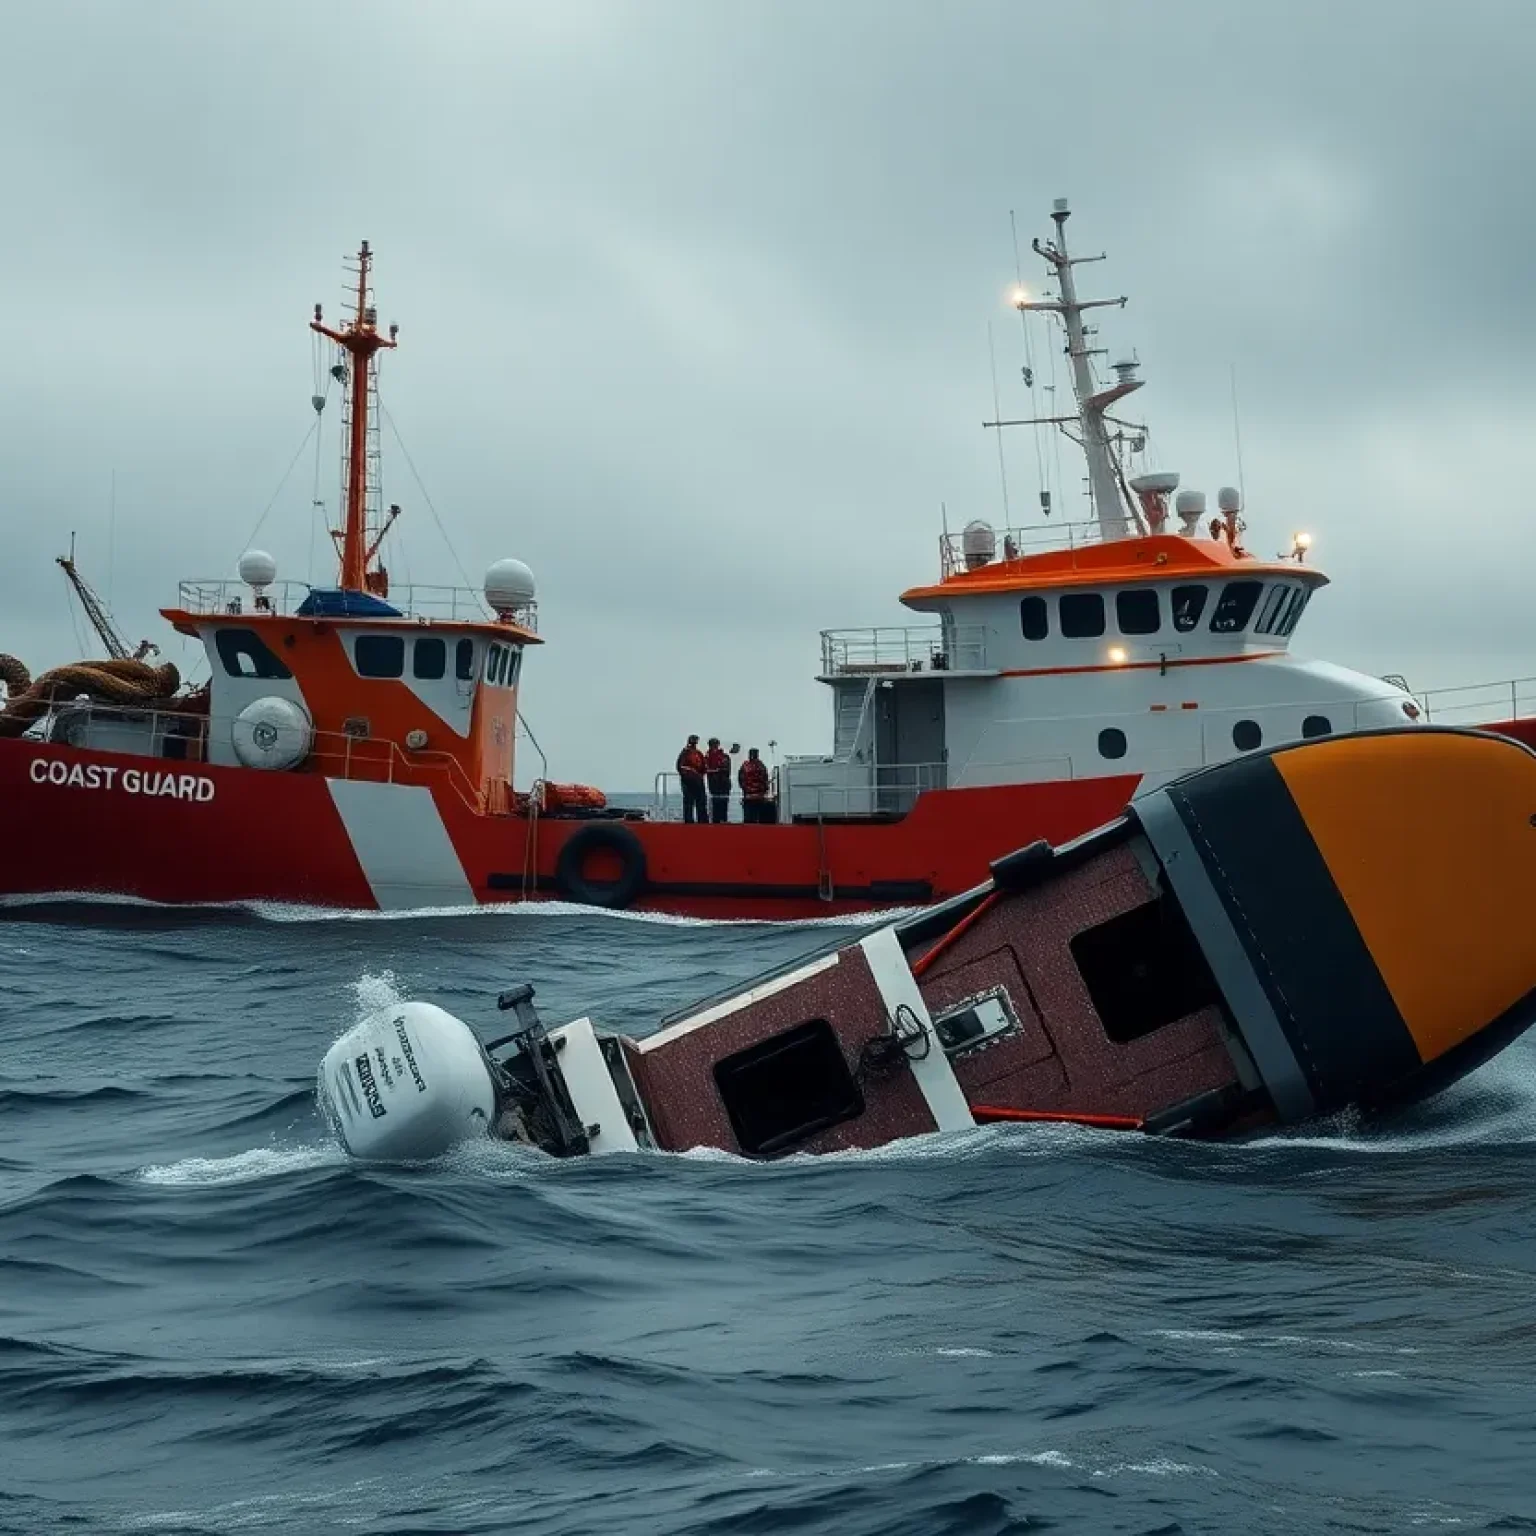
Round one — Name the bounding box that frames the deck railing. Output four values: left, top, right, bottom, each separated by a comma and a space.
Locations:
937, 518, 1109, 579
820, 625, 988, 675
173, 579, 535, 631
1413, 676, 1536, 726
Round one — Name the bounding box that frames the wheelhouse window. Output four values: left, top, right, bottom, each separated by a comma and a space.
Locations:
215, 628, 293, 680
1171, 585, 1208, 632
1210, 581, 1263, 633
1020, 596, 1049, 641
1232, 719, 1263, 752
1277, 588, 1310, 637
1116, 589, 1160, 636
413, 637, 446, 680
455, 638, 476, 681
484, 643, 520, 689
1253, 584, 1290, 636
355, 635, 405, 678
1059, 592, 1106, 639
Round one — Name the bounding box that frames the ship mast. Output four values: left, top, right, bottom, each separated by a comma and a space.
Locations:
1015, 199, 1142, 542
310, 242, 398, 593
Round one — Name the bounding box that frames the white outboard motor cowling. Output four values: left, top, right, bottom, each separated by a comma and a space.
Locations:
318, 1001, 498, 1160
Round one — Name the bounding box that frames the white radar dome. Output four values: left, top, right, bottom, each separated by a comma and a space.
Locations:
317, 1001, 499, 1161
1128, 471, 1180, 496
1217, 486, 1243, 514
485, 558, 536, 613
1174, 490, 1206, 536
231, 696, 313, 771
238, 549, 277, 589
961, 520, 997, 570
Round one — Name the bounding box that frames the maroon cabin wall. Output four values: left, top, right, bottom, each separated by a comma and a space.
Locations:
623, 946, 937, 1155
915, 843, 1240, 1119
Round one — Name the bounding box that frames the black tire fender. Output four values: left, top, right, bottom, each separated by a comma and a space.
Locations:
554, 823, 648, 909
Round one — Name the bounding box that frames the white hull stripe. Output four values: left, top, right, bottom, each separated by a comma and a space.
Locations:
326, 780, 476, 910
857, 925, 974, 1133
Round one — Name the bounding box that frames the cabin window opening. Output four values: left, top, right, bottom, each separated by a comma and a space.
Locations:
1116, 589, 1160, 635
485, 644, 503, 686
413, 637, 446, 681
1171, 584, 1208, 632
1253, 584, 1289, 636
1302, 714, 1332, 738
1098, 727, 1128, 760
214, 628, 293, 681
1232, 718, 1263, 752
1278, 589, 1311, 637
455, 638, 476, 681
1071, 892, 1223, 1045
505, 648, 522, 688
712, 1018, 864, 1156
1020, 596, 1049, 641
1210, 580, 1263, 633
355, 635, 405, 679
1060, 592, 1106, 638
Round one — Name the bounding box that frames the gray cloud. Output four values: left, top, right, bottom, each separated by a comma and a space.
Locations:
2, 0, 1533, 782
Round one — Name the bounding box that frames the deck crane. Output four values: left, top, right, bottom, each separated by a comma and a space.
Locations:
56, 534, 158, 662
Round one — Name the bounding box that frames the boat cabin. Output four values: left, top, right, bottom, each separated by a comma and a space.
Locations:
778, 199, 1419, 822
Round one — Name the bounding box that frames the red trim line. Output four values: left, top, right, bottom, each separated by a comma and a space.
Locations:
998, 650, 1282, 681
912, 891, 1001, 977
972, 1106, 1144, 1130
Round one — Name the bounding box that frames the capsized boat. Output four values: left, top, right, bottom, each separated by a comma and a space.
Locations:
318, 726, 1536, 1160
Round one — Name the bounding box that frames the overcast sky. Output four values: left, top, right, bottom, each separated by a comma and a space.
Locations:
2, 0, 1534, 785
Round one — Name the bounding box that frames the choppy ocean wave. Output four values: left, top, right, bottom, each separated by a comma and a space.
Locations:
4, 902, 1536, 1534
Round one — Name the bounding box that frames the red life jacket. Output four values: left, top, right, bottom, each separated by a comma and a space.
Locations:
738, 758, 769, 797
677, 746, 706, 779
704, 747, 731, 781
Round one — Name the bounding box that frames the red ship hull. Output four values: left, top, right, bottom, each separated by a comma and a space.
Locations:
0, 737, 1143, 919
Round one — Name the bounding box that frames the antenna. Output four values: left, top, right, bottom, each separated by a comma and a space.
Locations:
1229, 362, 1247, 505
987, 323, 1011, 522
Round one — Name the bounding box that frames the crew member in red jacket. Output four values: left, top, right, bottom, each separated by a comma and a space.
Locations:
737, 747, 772, 823
704, 738, 737, 823
676, 734, 708, 824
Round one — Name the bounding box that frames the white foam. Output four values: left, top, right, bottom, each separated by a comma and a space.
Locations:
1152, 1327, 1420, 1357
137, 1145, 344, 1187
0, 887, 912, 932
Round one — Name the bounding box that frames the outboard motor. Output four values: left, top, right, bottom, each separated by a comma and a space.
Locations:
318, 987, 649, 1161
317, 1001, 499, 1160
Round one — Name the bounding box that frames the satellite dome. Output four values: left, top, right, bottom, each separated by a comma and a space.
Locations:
960, 520, 997, 571
1217, 486, 1243, 514
485, 558, 536, 614
238, 549, 277, 589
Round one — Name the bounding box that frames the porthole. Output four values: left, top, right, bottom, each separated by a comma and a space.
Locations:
1098, 727, 1128, 760
1302, 715, 1332, 739
1232, 719, 1263, 752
